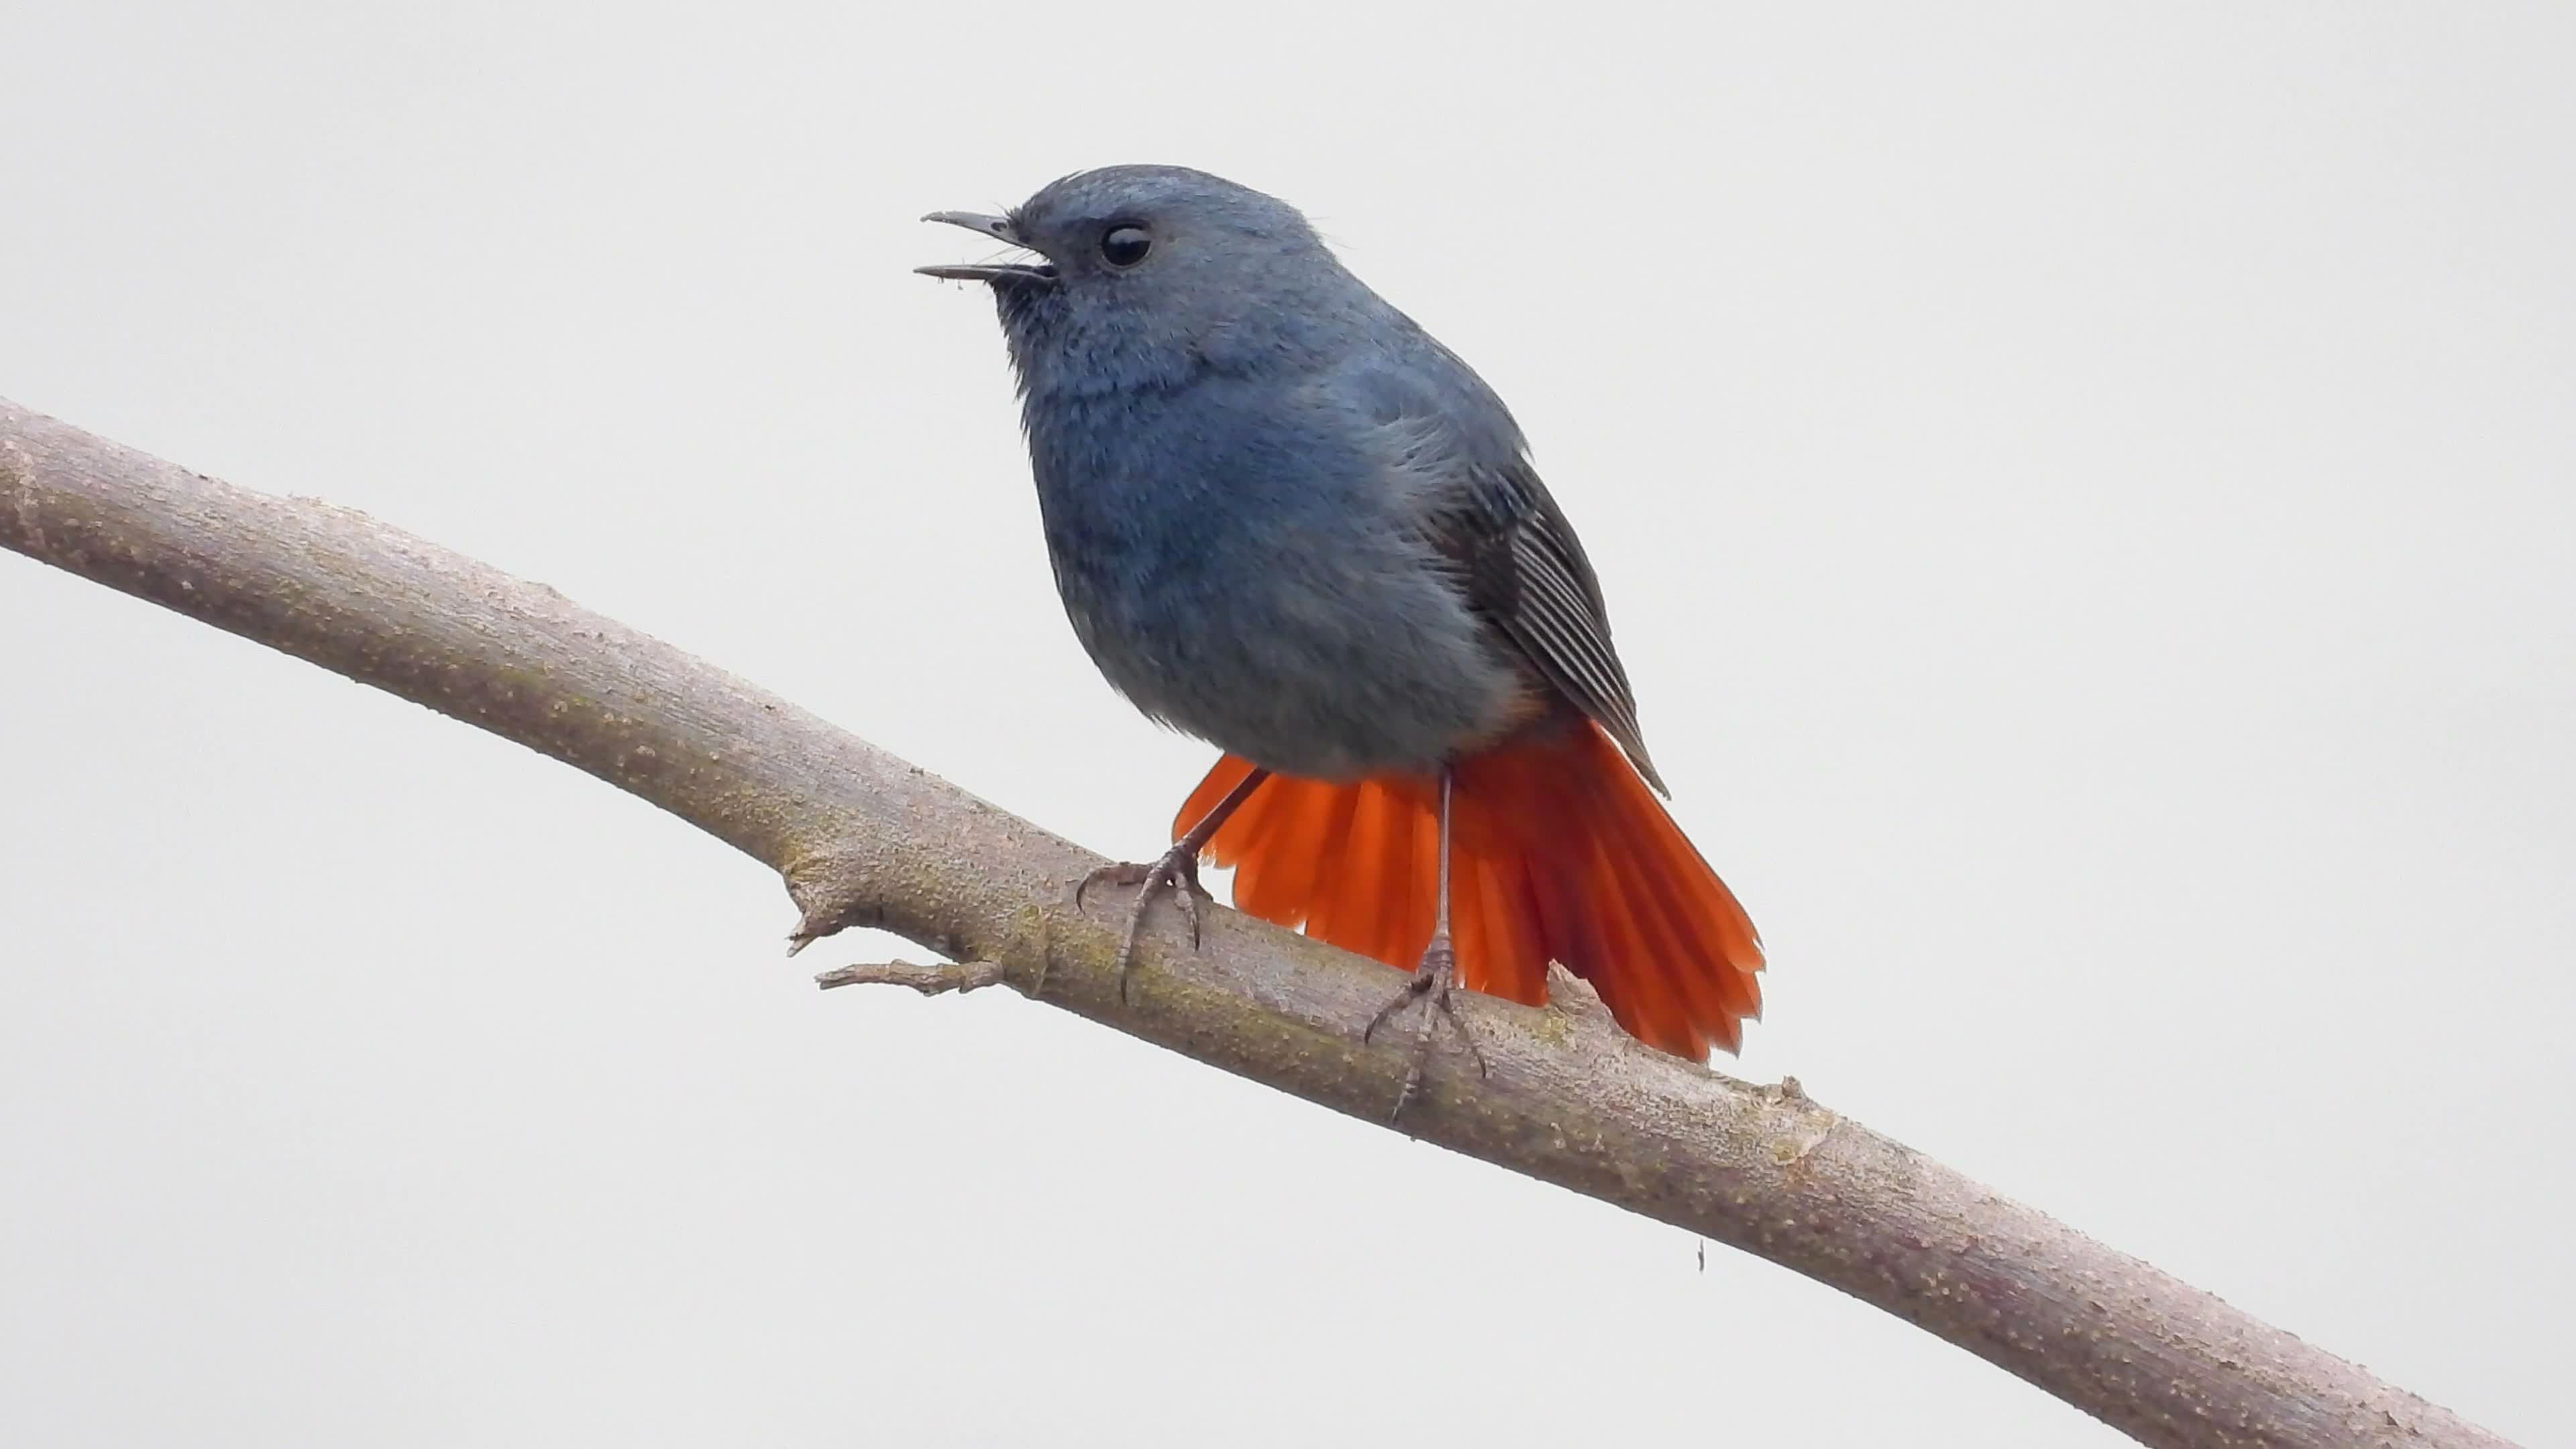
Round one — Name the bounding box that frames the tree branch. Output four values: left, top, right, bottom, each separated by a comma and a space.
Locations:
0, 396, 2516, 1449
816, 960, 1007, 994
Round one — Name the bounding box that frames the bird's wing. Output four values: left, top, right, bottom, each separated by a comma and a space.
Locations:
1332, 336, 1669, 794
1426, 458, 1668, 795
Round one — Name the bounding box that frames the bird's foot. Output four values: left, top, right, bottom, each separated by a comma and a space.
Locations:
1074, 845, 1214, 1002
1363, 932, 1491, 1122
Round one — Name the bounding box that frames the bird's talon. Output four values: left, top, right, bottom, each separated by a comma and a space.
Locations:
1073, 859, 1150, 912
1078, 845, 1212, 1005
1366, 935, 1485, 1118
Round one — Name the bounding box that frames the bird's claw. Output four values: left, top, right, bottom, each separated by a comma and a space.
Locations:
1075, 846, 1214, 1002
1364, 934, 1490, 1122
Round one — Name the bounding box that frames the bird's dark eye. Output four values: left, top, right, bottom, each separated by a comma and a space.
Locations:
1100, 225, 1152, 267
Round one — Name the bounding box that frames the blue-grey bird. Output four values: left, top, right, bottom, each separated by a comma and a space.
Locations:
920, 166, 1762, 1097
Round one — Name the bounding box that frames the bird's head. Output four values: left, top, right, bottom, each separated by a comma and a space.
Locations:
919, 165, 1377, 396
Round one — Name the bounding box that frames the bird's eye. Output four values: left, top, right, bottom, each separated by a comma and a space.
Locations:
1099, 225, 1152, 267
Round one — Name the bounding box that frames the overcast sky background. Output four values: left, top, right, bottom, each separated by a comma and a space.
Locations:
5, 4, 2571, 1445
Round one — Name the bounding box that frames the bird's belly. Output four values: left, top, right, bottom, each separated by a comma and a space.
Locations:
1055, 540, 1524, 782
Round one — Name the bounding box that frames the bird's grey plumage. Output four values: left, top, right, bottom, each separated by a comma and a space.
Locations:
924, 164, 1664, 790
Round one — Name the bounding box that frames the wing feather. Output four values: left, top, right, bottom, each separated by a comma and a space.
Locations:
1334, 339, 1668, 793
1432, 461, 1667, 794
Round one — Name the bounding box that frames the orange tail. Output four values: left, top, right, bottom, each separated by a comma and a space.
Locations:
1173, 722, 1763, 1059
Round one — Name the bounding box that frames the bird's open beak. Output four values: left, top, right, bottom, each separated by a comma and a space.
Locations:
916, 211, 1057, 284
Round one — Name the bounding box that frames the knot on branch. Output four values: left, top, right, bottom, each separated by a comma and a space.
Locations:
782, 845, 890, 955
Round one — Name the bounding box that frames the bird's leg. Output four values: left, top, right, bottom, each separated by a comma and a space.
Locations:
1076, 766, 1270, 1002
1364, 767, 1489, 1120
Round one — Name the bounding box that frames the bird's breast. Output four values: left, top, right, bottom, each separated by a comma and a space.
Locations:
1017, 379, 1526, 778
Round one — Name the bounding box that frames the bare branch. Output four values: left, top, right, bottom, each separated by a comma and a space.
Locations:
0, 396, 2518, 1449
816, 959, 1006, 995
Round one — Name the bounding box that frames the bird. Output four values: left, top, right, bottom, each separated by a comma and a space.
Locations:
918, 165, 1762, 1109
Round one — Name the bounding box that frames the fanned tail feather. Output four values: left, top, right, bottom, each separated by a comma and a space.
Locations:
1171, 722, 1763, 1059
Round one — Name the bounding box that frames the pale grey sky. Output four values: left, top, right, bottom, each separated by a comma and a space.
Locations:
4, 3, 2570, 1445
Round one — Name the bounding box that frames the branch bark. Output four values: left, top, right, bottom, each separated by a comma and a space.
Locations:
0, 396, 2516, 1449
